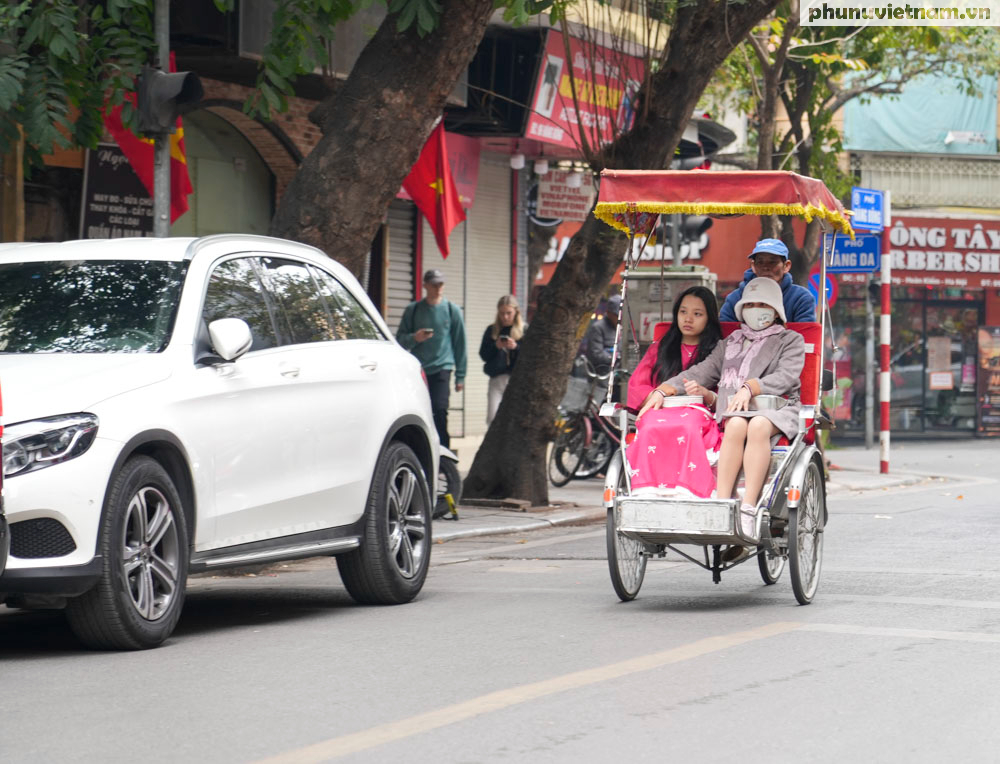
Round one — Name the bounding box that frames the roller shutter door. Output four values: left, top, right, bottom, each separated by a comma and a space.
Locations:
385, 200, 416, 332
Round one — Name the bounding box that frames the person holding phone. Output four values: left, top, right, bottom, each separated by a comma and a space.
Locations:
397, 269, 467, 448
479, 295, 525, 425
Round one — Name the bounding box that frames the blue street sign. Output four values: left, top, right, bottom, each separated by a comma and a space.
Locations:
850, 186, 884, 232
822, 232, 881, 273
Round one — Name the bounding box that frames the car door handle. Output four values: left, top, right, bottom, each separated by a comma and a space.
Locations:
359, 358, 378, 372
279, 364, 300, 378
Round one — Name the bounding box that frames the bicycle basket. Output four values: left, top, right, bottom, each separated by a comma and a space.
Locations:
560, 376, 593, 413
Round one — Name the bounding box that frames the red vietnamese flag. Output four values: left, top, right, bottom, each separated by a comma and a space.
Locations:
402, 123, 466, 258
103, 52, 193, 224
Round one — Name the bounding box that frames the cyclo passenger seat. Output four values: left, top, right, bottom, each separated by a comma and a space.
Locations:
652, 321, 823, 445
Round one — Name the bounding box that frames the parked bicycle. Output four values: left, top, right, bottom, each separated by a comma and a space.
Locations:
548, 360, 624, 487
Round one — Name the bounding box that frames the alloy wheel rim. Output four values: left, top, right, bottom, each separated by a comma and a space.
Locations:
121, 486, 180, 621
387, 464, 427, 579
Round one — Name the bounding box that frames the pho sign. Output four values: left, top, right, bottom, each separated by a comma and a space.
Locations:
822, 232, 881, 273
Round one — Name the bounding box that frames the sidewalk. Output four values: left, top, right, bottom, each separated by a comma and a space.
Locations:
433, 444, 933, 543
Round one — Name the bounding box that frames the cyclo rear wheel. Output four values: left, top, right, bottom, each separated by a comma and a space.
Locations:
547, 412, 588, 487
788, 460, 825, 604
606, 453, 646, 601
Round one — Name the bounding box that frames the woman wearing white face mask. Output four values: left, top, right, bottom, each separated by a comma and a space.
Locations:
637, 277, 805, 560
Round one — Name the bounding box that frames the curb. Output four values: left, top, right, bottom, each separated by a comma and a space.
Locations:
433, 506, 606, 543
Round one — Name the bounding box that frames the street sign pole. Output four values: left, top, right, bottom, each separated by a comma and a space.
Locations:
153, 0, 170, 238
865, 275, 874, 449
879, 190, 892, 474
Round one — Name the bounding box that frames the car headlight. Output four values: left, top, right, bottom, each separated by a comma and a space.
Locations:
2, 414, 99, 478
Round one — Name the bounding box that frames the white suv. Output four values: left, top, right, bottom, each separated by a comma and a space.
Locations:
0, 235, 438, 649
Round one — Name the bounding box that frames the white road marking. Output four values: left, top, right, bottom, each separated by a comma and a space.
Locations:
255, 622, 803, 763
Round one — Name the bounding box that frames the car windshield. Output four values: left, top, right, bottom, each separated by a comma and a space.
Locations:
0, 259, 187, 353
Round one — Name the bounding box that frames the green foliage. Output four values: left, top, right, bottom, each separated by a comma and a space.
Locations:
0, 0, 152, 165
3, 0, 566, 156
703, 16, 999, 190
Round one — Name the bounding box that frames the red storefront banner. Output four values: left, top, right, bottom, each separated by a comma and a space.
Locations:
398, 130, 480, 208
840, 216, 1000, 289
524, 29, 645, 151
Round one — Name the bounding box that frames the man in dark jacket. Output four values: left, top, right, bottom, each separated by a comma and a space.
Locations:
583, 294, 621, 374
719, 238, 816, 323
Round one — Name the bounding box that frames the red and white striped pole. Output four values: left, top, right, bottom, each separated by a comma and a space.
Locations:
879, 191, 892, 473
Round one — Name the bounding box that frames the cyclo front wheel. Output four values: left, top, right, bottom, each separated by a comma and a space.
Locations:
788, 460, 825, 605
547, 412, 588, 487
757, 544, 786, 585
606, 453, 646, 601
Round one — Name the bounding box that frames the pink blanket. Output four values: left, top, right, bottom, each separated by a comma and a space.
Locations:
626, 404, 722, 497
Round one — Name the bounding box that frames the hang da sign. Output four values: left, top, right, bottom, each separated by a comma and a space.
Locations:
829, 248, 878, 269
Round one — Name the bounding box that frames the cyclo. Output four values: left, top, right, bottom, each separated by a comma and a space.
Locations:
592, 170, 853, 605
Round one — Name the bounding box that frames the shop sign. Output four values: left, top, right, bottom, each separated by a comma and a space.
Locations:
853, 216, 1000, 290
524, 29, 645, 151
927, 336, 954, 390
822, 232, 881, 272
79, 143, 153, 238
537, 171, 595, 222
976, 326, 1000, 436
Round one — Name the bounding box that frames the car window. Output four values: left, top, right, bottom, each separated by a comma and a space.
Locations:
202, 258, 279, 351
0, 260, 186, 353
258, 257, 334, 345
312, 268, 384, 340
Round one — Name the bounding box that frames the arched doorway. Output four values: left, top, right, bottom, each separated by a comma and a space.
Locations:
170, 109, 275, 237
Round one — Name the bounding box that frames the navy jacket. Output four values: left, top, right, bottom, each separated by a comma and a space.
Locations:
719, 269, 816, 323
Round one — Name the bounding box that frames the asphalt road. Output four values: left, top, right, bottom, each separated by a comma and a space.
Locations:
1, 440, 998, 763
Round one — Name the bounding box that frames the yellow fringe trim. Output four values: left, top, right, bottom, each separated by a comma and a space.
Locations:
594, 201, 855, 237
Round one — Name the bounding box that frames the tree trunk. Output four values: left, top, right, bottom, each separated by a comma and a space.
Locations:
270, 0, 496, 277
465, 0, 782, 505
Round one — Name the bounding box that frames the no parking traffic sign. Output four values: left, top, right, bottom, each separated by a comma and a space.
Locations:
807, 266, 838, 308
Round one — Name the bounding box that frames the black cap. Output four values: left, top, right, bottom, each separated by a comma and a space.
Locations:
423, 269, 445, 284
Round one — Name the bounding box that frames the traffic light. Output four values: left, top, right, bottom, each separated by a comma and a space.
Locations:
867, 278, 881, 305
680, 215, 712, 240
137, 66, 203, 135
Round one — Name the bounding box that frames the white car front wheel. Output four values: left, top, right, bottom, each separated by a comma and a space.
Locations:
66, 456, 189, 650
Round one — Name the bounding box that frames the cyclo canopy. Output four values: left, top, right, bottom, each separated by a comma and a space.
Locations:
593, 169, 854, 240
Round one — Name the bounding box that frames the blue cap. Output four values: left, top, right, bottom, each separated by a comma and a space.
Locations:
748, 238, 789, 260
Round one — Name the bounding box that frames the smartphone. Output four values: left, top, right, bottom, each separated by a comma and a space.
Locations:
422, 328, 434, 336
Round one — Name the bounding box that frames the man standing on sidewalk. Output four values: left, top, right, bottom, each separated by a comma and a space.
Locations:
397, 269, 467, 448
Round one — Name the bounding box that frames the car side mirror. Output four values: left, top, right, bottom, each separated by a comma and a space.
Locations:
208, 318, 253, 362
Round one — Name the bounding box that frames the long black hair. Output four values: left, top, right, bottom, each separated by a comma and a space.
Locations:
652, 285, 723, 385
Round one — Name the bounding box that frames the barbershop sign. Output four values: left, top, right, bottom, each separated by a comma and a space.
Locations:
843, 217, 1000, 288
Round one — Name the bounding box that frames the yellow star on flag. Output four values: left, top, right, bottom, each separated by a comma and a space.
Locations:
429, 177, 444, 196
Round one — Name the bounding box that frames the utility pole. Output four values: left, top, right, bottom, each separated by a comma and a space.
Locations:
153, 0, 170, 237
137, 0, 201, 237
0, 127, 25, 243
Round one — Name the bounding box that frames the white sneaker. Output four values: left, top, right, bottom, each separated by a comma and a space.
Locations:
739, 502, 759, 539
